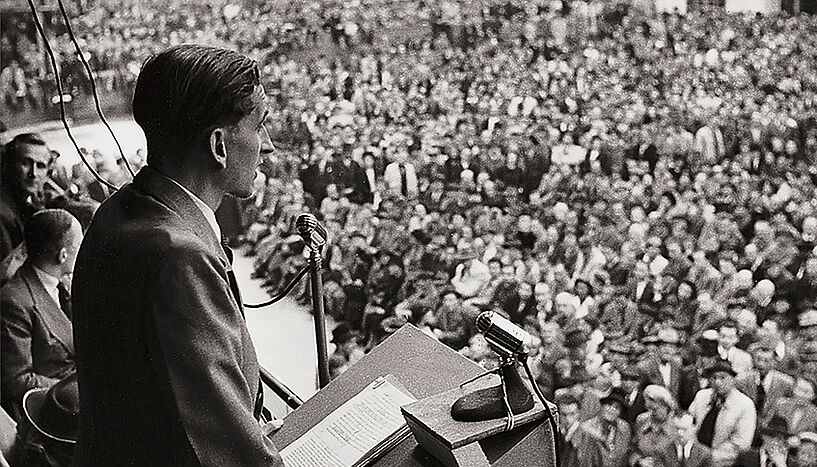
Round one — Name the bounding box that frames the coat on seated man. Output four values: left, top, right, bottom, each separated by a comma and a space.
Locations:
1, 209, 81, 421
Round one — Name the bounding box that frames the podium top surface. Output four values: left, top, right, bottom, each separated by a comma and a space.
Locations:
272, 324, 555, 466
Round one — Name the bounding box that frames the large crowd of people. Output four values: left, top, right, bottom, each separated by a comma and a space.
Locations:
4, 0, 817, 465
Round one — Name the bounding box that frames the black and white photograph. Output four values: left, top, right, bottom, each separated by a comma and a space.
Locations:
3, 0, 817, 466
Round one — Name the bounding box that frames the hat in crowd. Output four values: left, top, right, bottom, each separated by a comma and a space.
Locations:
330, 323, 356, 344
703, 359, 737, 378
696, 328, 719, 354
23, 372, 79, 444
762, 414, 792, 438
599, 387, 627, 410
800, 309, 817, 328
643, 384, 677, 411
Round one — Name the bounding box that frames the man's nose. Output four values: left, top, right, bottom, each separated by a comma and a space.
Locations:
260, 127, 275, 155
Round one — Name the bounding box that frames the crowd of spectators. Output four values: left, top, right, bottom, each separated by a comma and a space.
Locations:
238, 1, 817, 466
5, 0, 817, 465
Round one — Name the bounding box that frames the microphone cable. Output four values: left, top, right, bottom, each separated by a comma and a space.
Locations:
25, 0, 119, 193
521, 357, 561, 467
55, 0, 135, 179
243, 264, 310, 309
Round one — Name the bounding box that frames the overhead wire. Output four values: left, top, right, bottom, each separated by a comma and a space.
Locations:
55, 0, 135, 178
25, 0, 119, 192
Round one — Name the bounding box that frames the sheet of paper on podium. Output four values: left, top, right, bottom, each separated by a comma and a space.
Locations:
280, 374, 416, 467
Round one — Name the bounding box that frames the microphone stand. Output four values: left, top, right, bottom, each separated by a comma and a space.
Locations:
309, 245, 331, 389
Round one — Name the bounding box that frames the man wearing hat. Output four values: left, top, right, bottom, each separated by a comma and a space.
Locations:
571, 387, 632, 466
16, 372, 79, 466
734, 414, 793, 467
639, 328, 684, 402
717, 322, 753, 377
328, 323, 364, 380
687, 360, 756, 466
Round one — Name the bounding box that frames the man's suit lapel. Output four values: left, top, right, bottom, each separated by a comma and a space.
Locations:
133, 167, 230, 267
20, 264, 74, 352
134, 167, 245, 315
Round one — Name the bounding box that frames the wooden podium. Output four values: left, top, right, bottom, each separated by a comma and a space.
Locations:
271, 324, 557, 466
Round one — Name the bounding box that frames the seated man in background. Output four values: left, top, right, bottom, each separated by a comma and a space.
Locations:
0, 209, 81, 421
0, 134, 53, 280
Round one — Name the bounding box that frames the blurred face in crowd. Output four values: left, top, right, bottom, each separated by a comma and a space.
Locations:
793, 377, 816, 403
645, 396, 670, 422
751, 348, 774, 376
560, 402, 580, 429
719, 326, 739, 350
9, 142, 51, 198
678, 282, 694, 300
600, 401, 621, 423
710, 370, 735, 397
442, 292, 459, 309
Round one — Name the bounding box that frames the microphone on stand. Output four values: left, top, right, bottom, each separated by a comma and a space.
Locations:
296, 212, 331, 389
476, 311, 532, 359
296, 213, 327, 251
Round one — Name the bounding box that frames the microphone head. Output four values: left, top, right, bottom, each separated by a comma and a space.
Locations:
476, 311, 494, 334
296, 213, 327, 249
296, 213, 318, 235
477, 310, 531, 358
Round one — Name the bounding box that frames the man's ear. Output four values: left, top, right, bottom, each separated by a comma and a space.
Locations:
209, 128, 228, 169
57, 247, 68, 264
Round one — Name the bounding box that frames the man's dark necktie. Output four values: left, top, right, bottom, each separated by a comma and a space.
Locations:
757, 380, 767, 414
399, 163, 408, 196
697, 395, 723, 447
57, 282, 72, 320
220, 236, 244, 316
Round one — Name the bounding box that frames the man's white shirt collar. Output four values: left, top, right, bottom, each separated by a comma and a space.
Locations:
165, 176, 222, 241
32, 264, 61, 305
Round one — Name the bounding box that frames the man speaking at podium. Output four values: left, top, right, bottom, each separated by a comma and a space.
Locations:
71, 45, 283, 465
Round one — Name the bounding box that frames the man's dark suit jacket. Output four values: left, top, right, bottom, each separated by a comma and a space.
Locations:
658, 441, 713, 467
0, 263, 75, 420
0, 187, 28, 264
72, 166, 281, 465
733, 448, 774, 467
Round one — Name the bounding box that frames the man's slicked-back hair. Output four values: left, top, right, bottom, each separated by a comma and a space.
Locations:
132, 45, 261, 166
24, 209, 78, 260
